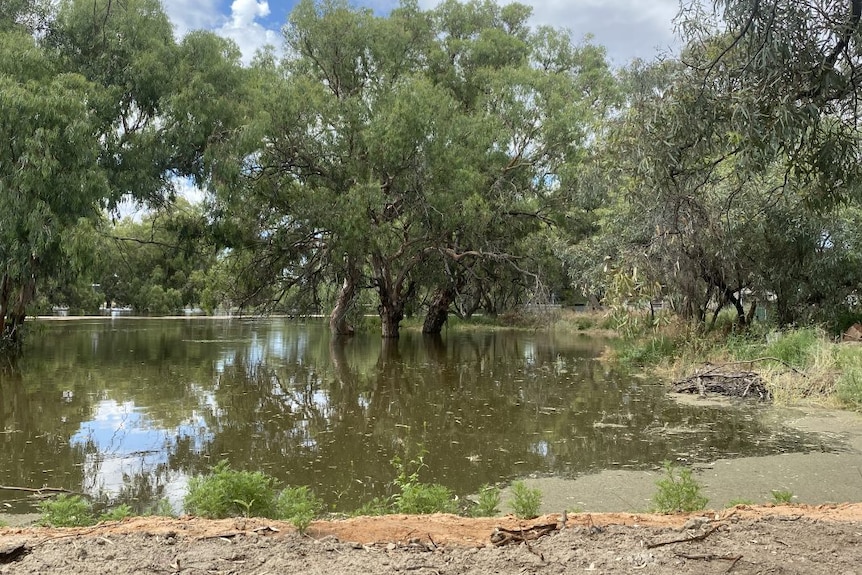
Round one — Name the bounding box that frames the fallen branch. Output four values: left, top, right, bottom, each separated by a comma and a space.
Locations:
646, 523, 725, 549
490, 523, 559, 546
0, 485, 78, 495
675, 553, 743, 573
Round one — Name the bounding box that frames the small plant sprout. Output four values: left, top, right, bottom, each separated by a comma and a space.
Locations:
771, 489, 794, 505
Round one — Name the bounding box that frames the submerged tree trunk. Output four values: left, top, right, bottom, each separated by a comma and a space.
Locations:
379, 297, 405, 338
329, 264, 360, 336
422, 286, 456, 334
0, 271, 36, 352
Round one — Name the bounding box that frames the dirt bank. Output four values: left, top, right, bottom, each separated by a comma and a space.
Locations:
2, 505, 862, 574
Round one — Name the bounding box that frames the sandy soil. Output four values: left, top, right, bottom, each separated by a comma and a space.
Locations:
2, 504, 862, 574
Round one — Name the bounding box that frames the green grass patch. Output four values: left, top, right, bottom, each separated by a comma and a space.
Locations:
770, 489, 794, 505
616, 334, 681, 367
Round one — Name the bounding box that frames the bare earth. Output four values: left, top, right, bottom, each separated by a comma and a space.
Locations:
2, 505, 862, 574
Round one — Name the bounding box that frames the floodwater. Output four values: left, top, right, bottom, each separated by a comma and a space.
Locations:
0, 318, 837, 514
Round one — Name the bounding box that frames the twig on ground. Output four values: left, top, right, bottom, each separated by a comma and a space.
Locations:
646, 523, 725, 549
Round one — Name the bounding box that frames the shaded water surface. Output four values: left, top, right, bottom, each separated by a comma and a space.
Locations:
0, 318, 827, 513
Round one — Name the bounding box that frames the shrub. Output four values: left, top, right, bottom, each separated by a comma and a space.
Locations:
391, 448, 458, 515
396, 482, 457, 514
39, 494, 95, 527
184, 461, 279, 519
510, 481, 542, 519
652, 462, 708, 513
277, 486, 322, 534
471, 484, 501, 517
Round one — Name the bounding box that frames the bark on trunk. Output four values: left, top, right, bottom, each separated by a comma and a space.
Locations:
422, 286, 456, 334
380, 302, 403, 338
329, 265, 360, 336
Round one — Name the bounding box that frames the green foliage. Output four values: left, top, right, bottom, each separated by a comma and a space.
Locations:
392, 449, 457, 515
99, 504, 133, 522
837, 367, 862, 408
616, 335, 680, 367
351, 497, 392, 517
471, 484, 502, 517
771, 489, 794, 505
184, 461, 278, 519
726, 498, 754, 507
510, 480, 542, 519
396, 483, 458, 515
761, 329, 821, 369
39, 494, 95, 527
652, 462, 708, 514
277, 486, 322, 534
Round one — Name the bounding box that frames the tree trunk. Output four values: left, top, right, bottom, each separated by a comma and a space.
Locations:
380, 300, 404, 338
422, 286, 456, 334
0, 271, 35, 352
329, 265, 360, 336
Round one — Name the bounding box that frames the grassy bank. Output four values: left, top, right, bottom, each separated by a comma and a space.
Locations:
612, 315, 862, 409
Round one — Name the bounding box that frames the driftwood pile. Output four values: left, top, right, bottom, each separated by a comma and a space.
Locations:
672, 367, 771, 401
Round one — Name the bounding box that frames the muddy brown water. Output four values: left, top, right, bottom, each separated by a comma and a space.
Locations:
0, 317, 857, 518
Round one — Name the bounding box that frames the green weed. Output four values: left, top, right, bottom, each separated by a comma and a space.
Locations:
184, 461, 279, 519
652, 462, 708, 513
391, 449, 457, 515
510, 480, 542, 519
39, 494, 95, 527
277, 486, 322, 534
470, 484, 501, 517
396, 483, 457, 514
726, 498, 754, 507
771, 489, 794, 504
99, 504, 133, 522
351, 496, 392, 517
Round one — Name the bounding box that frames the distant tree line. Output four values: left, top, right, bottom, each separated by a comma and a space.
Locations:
3, 0, 862, 351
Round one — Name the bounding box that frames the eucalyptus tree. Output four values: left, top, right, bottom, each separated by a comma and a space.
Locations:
594, 1, 862, 327
1, 0, 249, 351
216, 0, 617, 337
0, 15, 108, 348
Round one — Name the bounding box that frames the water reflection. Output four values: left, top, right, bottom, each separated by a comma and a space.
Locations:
0, 318, 827, 513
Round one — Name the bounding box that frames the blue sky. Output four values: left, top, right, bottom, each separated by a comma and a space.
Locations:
162, 0, 684, 66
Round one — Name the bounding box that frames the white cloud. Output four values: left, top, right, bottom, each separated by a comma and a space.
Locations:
163, 0, 224, 38
164, 0, 683, 67
216, 0, 280, 63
